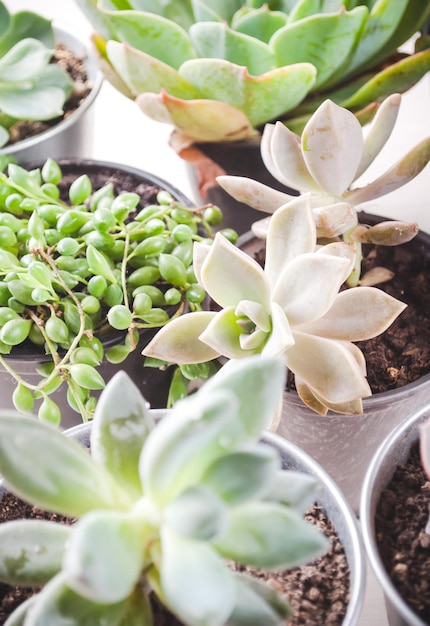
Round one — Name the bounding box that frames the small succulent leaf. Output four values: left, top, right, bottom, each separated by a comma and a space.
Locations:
0, 125, 9, 147
355, 93, 401, 178
265, 194, 316, 289
86, 244, 117, 283
160, 525, 236, 626
0, 520, 70, 586
22, 571, 130, 626
294, 378, 329, 416
235, 299, 271, 333
0, 85, 66, 120
201, 447, 280, 505
287, 330, 371, 404
0, 39, 52, 82
272, 253, 352, 326
192, 0, 242, 23
340, 49, 430, 111
297, 286, 406, 341
263, 468, 321, 514
301, 99, 363, 196
200, 306, 261, 359
100, 10, 196, 69
0, 415, 130, 517
351, 221, 419, 246
420, 420, 430, 481
164, 485, 228, 541
142, 311, 220, 364
200, 232, 270, 309
346, 137, 430, 204
287, 0, 344, 22
92, 33, 136, 98
64, 511, 145, 603
336, 0, 407, 78
197, 354, 286, 437
226, 571, 292, 626
36, 64, 74, 94
262, 121, 319, 192
313, 202, 357, 238
137, 90, 258, 142
233, 6, 288, 43
180, 59, 316, 126
214, 502, 328, 569
0, 10, 53, 54
261, 301, 295, 358
69, 363, 106, 390
189, 22, 275, 75
271, 8, 368, 88
106, 40, 201, 99
90, 371, 155, 499
140, 389, 243, 506
296, 373, 365, 415
192, 240, 211, 285
216, 175, 295, 214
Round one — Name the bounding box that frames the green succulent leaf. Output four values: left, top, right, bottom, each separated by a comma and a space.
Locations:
86, 244, 117, 283
192, 0, 242, 23
69, 363, 106, 390
189, 22, 275, 75
90, 370, 155, 498
164, 485, 227, 541
0, 38, 51, 82
264, 469, 321, 514
226, 572, 292, 626
232, 7, 288, 43
271, 7, 368, 88
0, 520, 70, 586
64, 511, 146, 604
0, 415, 130, 517
214, 502, 328, 569
19, 571, 132, 626
0, 8, 54, 56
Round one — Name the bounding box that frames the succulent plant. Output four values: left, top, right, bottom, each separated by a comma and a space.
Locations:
218, 94, 429, 284
73, 0, 430, 144
0, 358, 328, 626
0, 1, 74, 148
143, 193, 406, 416
0, 158, 228, 424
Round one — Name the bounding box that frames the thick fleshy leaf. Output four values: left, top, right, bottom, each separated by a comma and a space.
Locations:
106, 40, 201, 98
193, 240, 211, 285
295, 376, 364, 416
189, 22, 275, 75
262, 121, 320, 191
64, 511, 145, 603
301, 99, 363, 196
214, 502, 328, 568
271, 8, 367, 88
355, 93, 401, 178
137, 91, 257, 142
235, 299, 271, 332
0, 39, 52, 82
0, 86, 66, 120
21, 572, 130, 626
101, 10, 196, 69
180, 59, 316, 126
346, 138, 430, 204
164, 485, 227, 540
197, 354, 286, 437
160, 526, 235, 626
90, 371, 155, 499
420, 420, 430, 480
233, 6, 288, 42
200, 306, 261, 358
0, 520, 70, 585
263, 469, 320, 515
286, 330, 371, 404
261, 301, 294, 358
0, 415, 130, 517
272, 253, 352, 326
0, 9, 53, 54
201, 447, 280, 505
313, 202, 357, 237
142, 311, 219, 364
200, 232, 270, 308
351, 221, 419, 246
226, 572, 292, 626
216, 175, 295, 214
296, 286, 406, 341
265, 194, 316, 289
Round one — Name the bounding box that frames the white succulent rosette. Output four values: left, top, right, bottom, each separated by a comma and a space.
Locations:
144, 194, 406, 415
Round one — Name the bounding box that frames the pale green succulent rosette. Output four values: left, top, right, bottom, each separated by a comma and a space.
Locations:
0, 359, 328, 626
143, 194, 407, 415
74, 0, 430, 142
0, 1, 74, 147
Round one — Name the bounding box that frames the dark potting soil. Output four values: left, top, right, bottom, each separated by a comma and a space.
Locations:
251, 228, 430, 395
375, 443, 430, 622
7, 44, 92, 145
0, 494, 349, 626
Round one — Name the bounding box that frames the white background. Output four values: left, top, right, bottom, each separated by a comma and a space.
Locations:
5, 1, 430, 624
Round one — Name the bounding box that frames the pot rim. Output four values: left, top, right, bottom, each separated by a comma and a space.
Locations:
0, 22, 103, 156
65, 420, 366, 626
360, 401, 430, 626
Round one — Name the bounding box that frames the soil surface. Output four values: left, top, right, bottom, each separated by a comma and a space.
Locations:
0, 494, 349, 625
6, 44, 92, 145
375, 443, 430, 622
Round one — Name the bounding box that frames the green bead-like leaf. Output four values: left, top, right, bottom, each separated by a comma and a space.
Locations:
86, 244, 117, 283
12, 382, 34, 413
0, 414, 131, 516
158, 252, 187, 287
69, 363, 106, 390
0, 318, 31, 345
69, 174, 92, 205
38, 397, 62, 426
